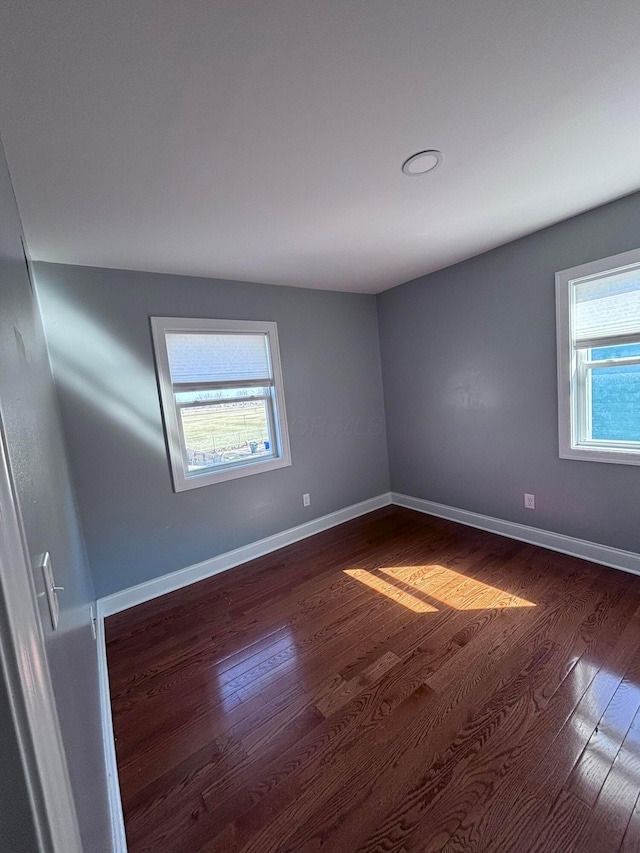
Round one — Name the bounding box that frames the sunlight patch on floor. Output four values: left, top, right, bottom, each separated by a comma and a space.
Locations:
379, 565, 536, 610
344, 569, 438, 613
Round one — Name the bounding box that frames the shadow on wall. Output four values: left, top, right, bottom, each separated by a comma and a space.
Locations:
38, 289, 165, 455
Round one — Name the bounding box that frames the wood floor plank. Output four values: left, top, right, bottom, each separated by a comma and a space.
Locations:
108, 513, 457, 716
566, 651, 640, 807
353, 589, 612, 851
525, 789, 591, 853
107, 508, 419, 669
214, 683, 437, 853
571, 709, 640, 853
440, 575, 634, 852
487, 601, 640, 853
201, 645, 436, 813
243, 577, 591, 851
315, 651, 401, 718
335, 544, 545, 686
105, 507, 640, 853
281, 568, 609, 852
620, 791, 640, 852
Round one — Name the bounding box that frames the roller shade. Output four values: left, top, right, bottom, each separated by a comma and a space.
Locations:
574, 266, 640, 348
166, 332, 271, 384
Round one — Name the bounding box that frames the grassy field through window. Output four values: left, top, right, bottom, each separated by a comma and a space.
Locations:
180, 400, 270, 469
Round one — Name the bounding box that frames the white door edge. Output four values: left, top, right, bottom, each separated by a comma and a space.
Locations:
0, 417, 83, 853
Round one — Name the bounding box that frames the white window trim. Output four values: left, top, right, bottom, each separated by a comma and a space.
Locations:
151, 317, 292, 491
556, 246, 640, 466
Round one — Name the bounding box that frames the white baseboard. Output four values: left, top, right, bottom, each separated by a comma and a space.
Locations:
98, 488, 640, 619
97, 492, 393, 618
392, 492, 640, 576
95, 615, 128, 853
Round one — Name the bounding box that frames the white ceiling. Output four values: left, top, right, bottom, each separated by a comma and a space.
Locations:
1, 0, 640, 293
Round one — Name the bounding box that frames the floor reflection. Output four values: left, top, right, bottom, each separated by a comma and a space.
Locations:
214, 628, 298, 713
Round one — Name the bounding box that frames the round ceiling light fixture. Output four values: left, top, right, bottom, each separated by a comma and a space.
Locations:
402, 149, 444, 177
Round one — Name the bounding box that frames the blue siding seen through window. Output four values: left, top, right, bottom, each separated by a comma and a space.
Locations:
591, 343, 640, 441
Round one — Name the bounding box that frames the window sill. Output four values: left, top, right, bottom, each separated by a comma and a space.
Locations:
560, 445, 640, 466
172, 454, 292, 491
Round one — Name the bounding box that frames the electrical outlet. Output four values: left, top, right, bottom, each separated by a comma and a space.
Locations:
303, 493, 311, 507
524, 493, 535, 510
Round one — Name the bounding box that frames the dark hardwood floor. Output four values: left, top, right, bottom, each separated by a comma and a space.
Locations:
106, 507, 640, 852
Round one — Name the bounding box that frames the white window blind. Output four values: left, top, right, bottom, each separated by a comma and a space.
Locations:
573, 266, 640, 348
166, 332, 272, 385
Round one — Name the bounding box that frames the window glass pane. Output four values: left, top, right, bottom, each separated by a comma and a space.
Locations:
590, 342, 640, 361
590, 364, 640, 441
180, 399, 273, 472
175, 386, 270, 404
166, 333, 271, 384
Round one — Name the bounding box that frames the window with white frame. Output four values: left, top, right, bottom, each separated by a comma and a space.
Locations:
556, 247, 640, 465
151, 317, 291, 491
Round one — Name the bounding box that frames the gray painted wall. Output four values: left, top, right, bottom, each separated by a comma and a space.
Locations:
377, 189, 640, 554
35, 263, 390, 599
0, 142, 112, 850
